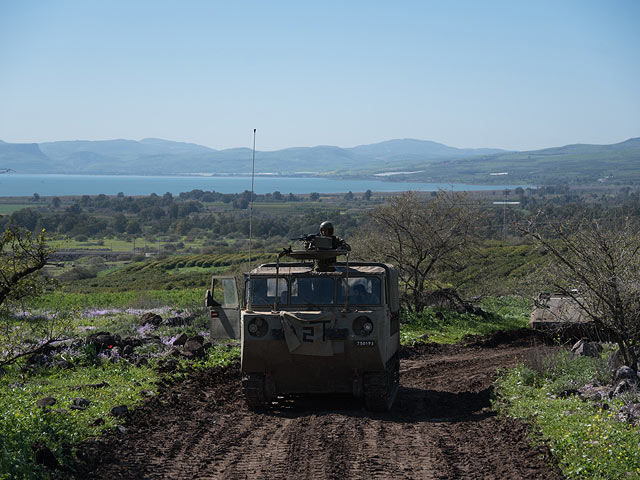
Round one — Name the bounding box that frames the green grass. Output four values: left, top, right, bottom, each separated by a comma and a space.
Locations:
0, 203, 34, 215
53, 252, 277, 293
495, 353, 640, 479
0, 342, 239, 480
0, 361, 159, 479
400, 296, 531, 345
28, 288, 205, 311
50, 237, 204, 253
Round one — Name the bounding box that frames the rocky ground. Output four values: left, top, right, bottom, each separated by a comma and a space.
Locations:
74, 331, 565, 479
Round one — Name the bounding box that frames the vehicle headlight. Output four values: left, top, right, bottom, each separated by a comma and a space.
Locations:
247, 317, 268, 337
353, 316, 374, 337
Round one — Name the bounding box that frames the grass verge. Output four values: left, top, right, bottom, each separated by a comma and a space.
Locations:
400, 296, 531, 345
0, 342, 238, 479
494, 350, 640, 479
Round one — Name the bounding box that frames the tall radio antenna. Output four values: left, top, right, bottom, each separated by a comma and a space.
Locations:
248, 128, 257, 277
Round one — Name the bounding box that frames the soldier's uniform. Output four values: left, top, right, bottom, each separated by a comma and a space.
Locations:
313, 221, 350, 272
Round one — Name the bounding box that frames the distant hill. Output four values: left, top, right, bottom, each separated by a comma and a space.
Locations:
0, 142, 49, 172
0, 136, 638, 185
392, 138, 640, 185
0, 137, 506, 176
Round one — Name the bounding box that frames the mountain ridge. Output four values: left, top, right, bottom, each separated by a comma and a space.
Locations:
1, 137, 638, 185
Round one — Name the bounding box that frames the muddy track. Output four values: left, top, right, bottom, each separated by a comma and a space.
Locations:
75, 331, 564, 479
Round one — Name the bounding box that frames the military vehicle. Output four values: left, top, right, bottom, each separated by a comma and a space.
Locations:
205, 236, 400, 411
529, 291, 591, 330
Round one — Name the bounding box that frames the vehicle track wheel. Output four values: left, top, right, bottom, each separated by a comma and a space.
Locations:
242, 373, 269, 410
363, 356, 399, 412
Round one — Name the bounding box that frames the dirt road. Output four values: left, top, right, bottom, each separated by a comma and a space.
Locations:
76, 331, 564, 479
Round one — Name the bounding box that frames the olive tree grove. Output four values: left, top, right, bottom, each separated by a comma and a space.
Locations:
353, 192, 483, 312
524, 215, 640, 370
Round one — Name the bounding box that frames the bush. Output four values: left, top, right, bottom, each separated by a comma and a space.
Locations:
58, 266, 98, 282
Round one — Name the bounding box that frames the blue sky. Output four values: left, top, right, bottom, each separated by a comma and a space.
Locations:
1, 0, 638, 151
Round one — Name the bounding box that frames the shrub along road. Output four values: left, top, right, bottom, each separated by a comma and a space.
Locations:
75, 331, 564, 479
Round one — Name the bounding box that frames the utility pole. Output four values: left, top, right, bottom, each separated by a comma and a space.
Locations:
502, 190, 507, 241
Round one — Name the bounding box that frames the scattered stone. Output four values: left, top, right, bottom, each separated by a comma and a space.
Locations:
122, 336, 144, 348
166, 348, 182, 358
559, 388, 580, 398
86, 332, 122, 350
37, 396, 57, 408
51, 359, 74, 369
571, 339, 603, 358
27, 354, 48, 367
70, 398, 91, 410
116, 425, 127, 434
172, 333, 188, 346
110, 346, 123, 357
135, 357, 148, 367
91, 418, 105, 426
618, 403, 640, 425
613, 380, 635, 397
140, 312, 163, 326
111, 405, 129, 417
86, 381, 110, 389
616, 366, 638, 382
52, 408, 69, 414
123, 344, 134, 356
183, 335, 205, 358
165, 316, 184, 326
156, 357, 178, 373
33, 442, 60, 469
578, 383, 612, 401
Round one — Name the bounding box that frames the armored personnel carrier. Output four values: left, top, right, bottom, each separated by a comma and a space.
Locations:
529, 292, 591, 329
205, 237, 400, 411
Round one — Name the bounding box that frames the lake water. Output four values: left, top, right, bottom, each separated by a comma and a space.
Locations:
0, 174, 533, 197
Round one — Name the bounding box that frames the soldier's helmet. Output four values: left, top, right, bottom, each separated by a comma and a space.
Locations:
320, 221, 334, 236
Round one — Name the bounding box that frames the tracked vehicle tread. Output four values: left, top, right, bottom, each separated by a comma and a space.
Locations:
242, 373, 269, 410
363, 355, 399, 412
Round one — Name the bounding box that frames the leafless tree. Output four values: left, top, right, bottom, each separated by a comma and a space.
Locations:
0, 225, 68, 367
523, 214, 640, 370
0, 226, 53, 308
352, 191, 483, 312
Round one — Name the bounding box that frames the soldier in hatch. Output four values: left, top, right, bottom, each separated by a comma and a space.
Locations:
314, 221, 350, 271
319, 221, 351, 251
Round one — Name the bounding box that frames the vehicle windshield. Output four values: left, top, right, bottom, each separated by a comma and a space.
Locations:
338, 277, 381, 305
247, 275, 382, 306
246, 277, 288, 305
290, 277, 335, 305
